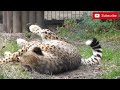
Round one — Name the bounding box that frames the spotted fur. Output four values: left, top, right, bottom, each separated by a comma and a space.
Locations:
0, 25, 102, 74
1, 37, 102, 74
28, 24, 102, 65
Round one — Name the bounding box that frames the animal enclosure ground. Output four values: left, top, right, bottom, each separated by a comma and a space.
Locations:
0, 31, 120, 79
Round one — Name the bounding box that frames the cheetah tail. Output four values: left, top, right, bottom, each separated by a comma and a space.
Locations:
81, 37, 102, 65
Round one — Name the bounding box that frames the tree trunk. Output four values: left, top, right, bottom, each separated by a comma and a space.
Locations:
3, 11, 7, 32
13, 11, 22, 33
22, 11, 29, 32
29, 11, 36, 24
36, 11, 44, 28
7, 11, 13, 33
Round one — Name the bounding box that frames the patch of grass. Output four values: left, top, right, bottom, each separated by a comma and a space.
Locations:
23, 31, 32, 38
99, 65, 120, 79
57, 16, 120, 41
95, 31, 120, 42
0, 40, 31, 79
0, 74, 5, 79
0, 40, 19, 57
4, 40, 19, 52
0, 63, 34, 79
97, 47, 120, 79
79, 46, 92, 59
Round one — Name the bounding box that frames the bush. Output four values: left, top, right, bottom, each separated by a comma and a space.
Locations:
60, 12, 120, 33
57, 12, 120, 41
63, 19, 79, 30
79, 12, 119, 32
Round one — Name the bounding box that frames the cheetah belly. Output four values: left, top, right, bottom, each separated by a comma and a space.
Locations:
20, 40, 81, 74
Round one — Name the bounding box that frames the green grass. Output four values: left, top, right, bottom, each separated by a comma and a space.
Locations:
0, 40, 31, 79
0, 63, 32, 79
0, 40, 19, 57
99, 48, 120, 79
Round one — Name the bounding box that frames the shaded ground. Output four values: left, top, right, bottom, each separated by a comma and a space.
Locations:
0, 33, 118, 79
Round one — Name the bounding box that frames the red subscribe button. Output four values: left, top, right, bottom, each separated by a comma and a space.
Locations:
92, 12, 119, 20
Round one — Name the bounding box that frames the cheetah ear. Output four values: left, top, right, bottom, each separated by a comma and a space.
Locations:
32, 47, 44, 56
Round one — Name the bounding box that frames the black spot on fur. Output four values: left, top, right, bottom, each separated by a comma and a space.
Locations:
56, 37, 58, 39
45, 31, 47, 34
48, 33, 51, 35
32, 47, 44, 56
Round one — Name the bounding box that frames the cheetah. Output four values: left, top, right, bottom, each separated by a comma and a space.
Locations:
0, 25, 102, 74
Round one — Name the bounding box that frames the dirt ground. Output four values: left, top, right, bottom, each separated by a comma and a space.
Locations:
0, 33, 105, 79
53, 65, 102, 79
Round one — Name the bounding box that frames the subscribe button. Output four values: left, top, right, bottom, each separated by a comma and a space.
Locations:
92, 12, 119, 20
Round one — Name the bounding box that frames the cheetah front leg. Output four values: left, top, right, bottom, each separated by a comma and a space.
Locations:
0, 41, 38, 64
3, 38, 29, 60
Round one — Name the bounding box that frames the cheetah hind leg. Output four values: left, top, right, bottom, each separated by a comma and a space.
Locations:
16, 38, 28, 47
